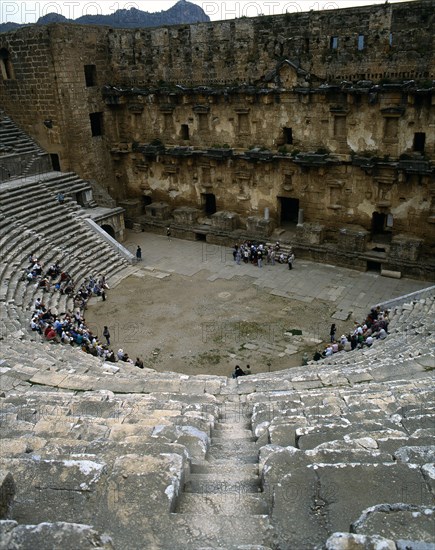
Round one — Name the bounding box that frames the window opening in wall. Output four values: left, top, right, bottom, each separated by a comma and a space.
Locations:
0, 48, 15, 80
384, 117, 398, 140
413, 132, 425, 153
84, 64, 97, 87
334, 116, 346, 138
202, 193, 216, 216
238, 113, 249, 134
278, 196, 299, 225
330, 36, 338, 49
89, 112, 103, 136
181, 124, 190, 140
283, 127, 293, 145
50, 154, 61, 171
357, 34, 365, 51
198, 113, 208, 131
164, 113, 174, 132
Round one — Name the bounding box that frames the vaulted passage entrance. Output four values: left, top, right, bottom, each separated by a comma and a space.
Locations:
101, 224, 115, 238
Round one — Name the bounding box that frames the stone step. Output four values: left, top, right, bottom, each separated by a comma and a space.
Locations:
211, 426, 254, 439
190, 462, 259, 476
160, 513, 271, 548
175, 492, 269, 515
184, 473, 261, 494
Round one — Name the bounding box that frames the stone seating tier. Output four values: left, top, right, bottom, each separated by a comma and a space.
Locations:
0, 174, 131, 339
0, 109, 434, 548
0, 364, 433, 548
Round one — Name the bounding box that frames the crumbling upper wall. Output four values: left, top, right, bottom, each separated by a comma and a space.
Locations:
106, 0, 434, 87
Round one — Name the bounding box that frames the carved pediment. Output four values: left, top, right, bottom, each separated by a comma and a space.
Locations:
264, 59, 311, 89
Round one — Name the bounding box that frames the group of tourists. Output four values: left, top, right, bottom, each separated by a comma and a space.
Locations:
26, 253, 144, 368
314, 305, 390, 360
233, 241, 295, 269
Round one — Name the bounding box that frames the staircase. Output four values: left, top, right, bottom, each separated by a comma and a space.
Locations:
170, 389, 272, 548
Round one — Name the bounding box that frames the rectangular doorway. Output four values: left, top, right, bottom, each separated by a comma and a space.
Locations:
278, 196, 299, 225
202, 193, 216, 216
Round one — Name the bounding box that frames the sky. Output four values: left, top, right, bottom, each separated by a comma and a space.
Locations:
1, 0, 411, 25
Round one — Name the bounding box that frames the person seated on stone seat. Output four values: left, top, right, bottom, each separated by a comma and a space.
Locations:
32, 261, 42, 276
106, 349, 117, 362
28, 252, 39, 267
365, 334, 374, 346
47, 263, 61, 279
322, 345, 333, 357
135, 357, 144, 369
331, 341, 339, 353
44, 325, 57, 341
63, 282, 75, 295
313, 350, 323, 361
38, 277, 51, 292
60, 271, 70, 282
377, 327, 388, 340
232, 365, 246, 378
30, 317, 42, 334
93, 283, 102, 296
343, 336, 352, 352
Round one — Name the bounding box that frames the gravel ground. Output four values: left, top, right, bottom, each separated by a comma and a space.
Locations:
85, 270, 344, 377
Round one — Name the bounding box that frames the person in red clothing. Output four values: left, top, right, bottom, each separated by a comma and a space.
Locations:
44, 325, 56, 340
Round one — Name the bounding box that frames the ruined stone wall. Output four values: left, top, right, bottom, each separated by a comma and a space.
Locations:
0, 25, 117, 189
115, 151, 433, 241
0, 0, 434, 258
107, 1, 434, 87
0, 27, 60, 150
103, 87, 434, 156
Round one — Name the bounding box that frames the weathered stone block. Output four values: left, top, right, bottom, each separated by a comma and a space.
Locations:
145, 202, 171, 220
210, 211, 239, 231
173, 206, 201, 225
389, 234, 423, 262
338, 225, 369, 252
296, 222, 325, 245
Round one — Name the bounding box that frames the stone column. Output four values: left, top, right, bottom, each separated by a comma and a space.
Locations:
297, 208, 304, 227
264, 207, 269, 220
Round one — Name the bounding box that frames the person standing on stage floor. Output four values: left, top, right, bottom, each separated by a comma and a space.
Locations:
167, 226, 171, 241
136, 246, 142, 261
103, 326, 110, 346
330, 323, 336, 343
